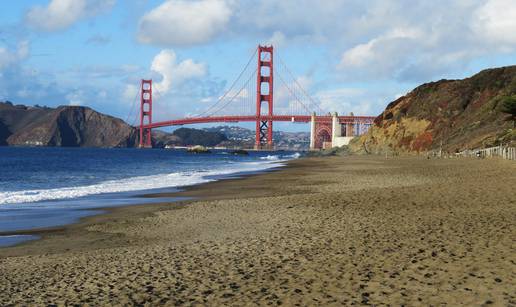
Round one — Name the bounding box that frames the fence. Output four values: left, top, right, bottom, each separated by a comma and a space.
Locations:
457, 145, 516, 161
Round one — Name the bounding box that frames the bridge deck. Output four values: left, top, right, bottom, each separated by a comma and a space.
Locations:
142, 115, 376, 129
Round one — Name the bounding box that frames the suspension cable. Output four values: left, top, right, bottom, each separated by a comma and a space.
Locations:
125, 82, 141, 126
193, 48, 258, 118
206, 67, 257, 116
276, 51, 325, 114
276, 72, 312, 114
153, 84, 164, 100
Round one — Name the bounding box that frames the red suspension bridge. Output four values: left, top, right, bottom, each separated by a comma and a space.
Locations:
137, 45, 376, 149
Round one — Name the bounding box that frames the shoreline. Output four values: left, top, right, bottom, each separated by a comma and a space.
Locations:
0, 157, 300, 255
0, 157, 290, 247
1, 155, 514, 305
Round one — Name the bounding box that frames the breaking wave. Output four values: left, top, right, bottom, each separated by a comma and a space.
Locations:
0, 160, 284, 205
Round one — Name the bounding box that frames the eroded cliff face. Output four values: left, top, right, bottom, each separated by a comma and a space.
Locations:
0, 103, 137, 147
350, 66, 516, 154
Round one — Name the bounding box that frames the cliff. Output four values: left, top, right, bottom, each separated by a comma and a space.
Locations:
0, 102, 137, 147
350, 66, 516, 154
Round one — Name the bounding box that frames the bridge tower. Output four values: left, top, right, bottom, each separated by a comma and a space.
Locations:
139, 79, 153, 148
255, 45, 274, 150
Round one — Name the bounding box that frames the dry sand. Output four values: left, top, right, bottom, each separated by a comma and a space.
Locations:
0, 156, 515, 306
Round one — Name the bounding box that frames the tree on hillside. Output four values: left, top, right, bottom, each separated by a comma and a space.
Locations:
172, 128, 227, 147
500, 95, 516, 127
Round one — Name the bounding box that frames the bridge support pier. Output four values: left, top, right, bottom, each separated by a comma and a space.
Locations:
333, 112, 357, 147
311, 112, 362, 150
255, 45, 274, 150
139, 79, 153, 148
332, 112, 341, 141
346, 112, 355, 137
310, 112, 316, 150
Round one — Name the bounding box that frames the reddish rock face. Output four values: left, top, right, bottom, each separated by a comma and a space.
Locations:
351, 66, 516, 154
411, 132, 433, 153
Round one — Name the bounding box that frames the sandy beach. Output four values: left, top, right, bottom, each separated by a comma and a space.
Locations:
0, 155, 515, 306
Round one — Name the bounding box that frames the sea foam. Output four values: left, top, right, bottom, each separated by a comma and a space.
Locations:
0, 160, 285, 205
260, 152, 301, 161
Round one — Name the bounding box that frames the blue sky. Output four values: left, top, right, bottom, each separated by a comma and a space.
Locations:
1, 0, 516, 132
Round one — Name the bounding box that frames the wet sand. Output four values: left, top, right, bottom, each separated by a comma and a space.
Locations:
0, 156, 515, 306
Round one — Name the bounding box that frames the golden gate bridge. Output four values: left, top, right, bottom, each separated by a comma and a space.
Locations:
137, 45, 376, 149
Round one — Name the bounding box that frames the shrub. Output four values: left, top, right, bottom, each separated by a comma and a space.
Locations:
500, 95, 516, 127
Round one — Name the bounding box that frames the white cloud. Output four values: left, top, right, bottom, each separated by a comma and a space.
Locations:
474, 0, 516, 46
337, 27, 428, 80
316, 88, 369, 115
131, 0, 516, 84
137, 0, 232, 46
224, 1, 516, 82
26, 0, 116, 32
267, 31, 286, 48
339, 28, 422, 69
150, 49, 207, 94
339, 41, 376, 68
313, 86, 408, 116
0, 41, 30, 71
235, 0, 356, 44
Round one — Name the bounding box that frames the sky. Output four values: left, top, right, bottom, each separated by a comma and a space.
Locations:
1, 0, 516, 132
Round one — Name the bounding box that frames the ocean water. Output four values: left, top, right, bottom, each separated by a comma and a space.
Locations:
0, 147, 300, 246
